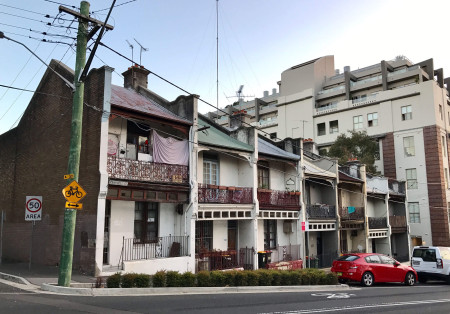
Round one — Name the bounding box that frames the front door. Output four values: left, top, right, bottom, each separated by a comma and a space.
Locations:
228, 220, 237, 251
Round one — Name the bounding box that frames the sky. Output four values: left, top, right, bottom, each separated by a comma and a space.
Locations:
1, 0, 450, 135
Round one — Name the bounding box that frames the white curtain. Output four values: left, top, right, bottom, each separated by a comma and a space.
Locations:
152, 131, 189, 165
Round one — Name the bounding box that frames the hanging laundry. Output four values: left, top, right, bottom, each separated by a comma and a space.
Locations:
152, 131, 189, 165
347, 206, 356, 214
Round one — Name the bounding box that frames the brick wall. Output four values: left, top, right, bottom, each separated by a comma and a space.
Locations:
0, 61, 105, 274
382, 132, 396, 179
423, 125, 450, 246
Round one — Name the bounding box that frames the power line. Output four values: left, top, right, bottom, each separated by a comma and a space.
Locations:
0, 22, 76, 39
0, 11, 78, 29
91, 0, 137, 14
0, 3, 46, 15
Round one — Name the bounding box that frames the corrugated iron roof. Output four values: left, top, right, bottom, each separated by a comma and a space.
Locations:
110, 85, 191, 125
258, 138, 300, 161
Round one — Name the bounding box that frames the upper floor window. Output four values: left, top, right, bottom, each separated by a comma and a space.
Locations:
403, 136, 415, 157
258, 161, 270, 189
367, 112, 378, 127
442, 136, 447, 157
439, 104, 443, 120
408, 202, 420, 223
401, 105, 412, 120
406, 168, 418, 189
203, 157, 219, 185
317, 123, 326, 136
329, 120, 339, 134
353, 115, 363, 130
270, 132, 277, 140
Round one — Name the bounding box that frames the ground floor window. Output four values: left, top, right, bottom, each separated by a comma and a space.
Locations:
264, 220, 277, 250
195, 221, 213, 253
134, 202, 158, 242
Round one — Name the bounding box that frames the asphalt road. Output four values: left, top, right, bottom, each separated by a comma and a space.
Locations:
0, 281, 449, 313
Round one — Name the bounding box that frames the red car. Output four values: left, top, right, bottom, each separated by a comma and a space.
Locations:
331, 253, 417, 286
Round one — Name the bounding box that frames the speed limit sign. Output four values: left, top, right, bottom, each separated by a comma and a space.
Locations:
25, 196, 42, 221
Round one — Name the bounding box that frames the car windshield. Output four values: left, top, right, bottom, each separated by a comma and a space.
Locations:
336, 255, 360, 261
413, 248, 436, 262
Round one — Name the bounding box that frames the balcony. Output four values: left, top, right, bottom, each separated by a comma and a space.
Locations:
339, 207, 364, 221
198, 184, 253, 204
368, 217, 387, 229
307, 204, 336, 220
107, 156, 188, 184
258, 189, 300, 210
120, 235, 189, 263
389, 215, 407, 233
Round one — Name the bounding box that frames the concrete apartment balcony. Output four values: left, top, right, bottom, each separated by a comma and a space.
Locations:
306, 204, 336, 220
107, 156, 188, 184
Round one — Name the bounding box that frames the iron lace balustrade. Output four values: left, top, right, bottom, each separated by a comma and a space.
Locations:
306, 204, 336, 219
107, 156, 188, 184
121, 235, 189, 262
339, 206, 365, 221
198, 184, 253, 204
257, 189, 300, 209
368, 217, 388, 229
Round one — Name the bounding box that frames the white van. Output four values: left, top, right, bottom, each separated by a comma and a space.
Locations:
411, 246, 450, 283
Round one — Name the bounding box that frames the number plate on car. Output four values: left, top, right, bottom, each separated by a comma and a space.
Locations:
336, 272, 342, 276
412, 261, 420, 265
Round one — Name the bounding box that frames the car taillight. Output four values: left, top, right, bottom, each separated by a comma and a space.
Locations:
349, 264, 358, 270
437, 258, 443, 269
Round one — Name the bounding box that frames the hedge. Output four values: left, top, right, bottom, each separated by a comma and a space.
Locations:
104, 268, 337, 288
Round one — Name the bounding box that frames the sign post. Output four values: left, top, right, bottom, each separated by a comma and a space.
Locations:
25, 196, 42, 270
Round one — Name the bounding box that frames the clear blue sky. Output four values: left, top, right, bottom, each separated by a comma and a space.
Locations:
1, 0, 449, 135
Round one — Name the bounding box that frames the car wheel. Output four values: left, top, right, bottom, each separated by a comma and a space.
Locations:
361, 272, 374, 287
418, 276, 427, 284
404, 272, 415, 286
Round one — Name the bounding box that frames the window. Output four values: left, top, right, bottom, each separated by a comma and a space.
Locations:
270, 132, 277, 140
439, 105, 443, 120
353, 115, 363, 130
367, 112, 378, 127
365, 255, 381, 264
134, 202, 158, 242
203, 158, 219, 185
403, 136, 415, 157
258, 161, 270, 189
442, 136, 447, 157
401, 105, 412, 120
445, 168, 449, 189
408, 202, 420, 223
317, 123, 326, 136
406, 168, 418, 189
264, 220, 277, 250
195, 221, 213, 253
379, 255, 395, 265
329, 120, 339, 134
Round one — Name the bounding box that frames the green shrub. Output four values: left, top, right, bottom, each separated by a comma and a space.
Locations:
234, 271, 247, 286
180, 272, 196, 287
257, 269, 272, 286
245, 270, 259, 286
280, 271, 294, 286
222, 271, 236, 286
196, 271, 211, 287
210, 271, 226, 287
135, 274, 150, 288
270, 270, 282, 286
152, 271, 166, 287
106, 273, 121, 288
289, 270, 303, 285
166, 271, 181, 287
121, 273, 137, 288
323, 272, 338, 285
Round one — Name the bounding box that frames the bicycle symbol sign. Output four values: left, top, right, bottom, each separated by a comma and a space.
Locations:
62, 181, 86, 203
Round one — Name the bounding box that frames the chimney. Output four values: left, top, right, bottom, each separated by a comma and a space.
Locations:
263, 90, 269, 97
272, 88, 277, 95
344, 66, 351, 73
122, 65, 150, 90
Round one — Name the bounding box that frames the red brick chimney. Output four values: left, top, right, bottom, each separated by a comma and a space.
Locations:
122, 65, 150, 90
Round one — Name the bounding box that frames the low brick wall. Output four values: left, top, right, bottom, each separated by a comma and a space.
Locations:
266, 260, 303, 270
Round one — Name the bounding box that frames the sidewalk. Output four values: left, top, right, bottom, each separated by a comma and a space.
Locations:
0, 262, 352, 296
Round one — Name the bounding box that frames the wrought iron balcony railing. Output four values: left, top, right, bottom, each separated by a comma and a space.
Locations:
257, 189, 300, 210
339, 206, 364, 221
306, 204, 336, 220
198, 184, 253, 204
107, 156, 188, 184
368, 217, 388, 229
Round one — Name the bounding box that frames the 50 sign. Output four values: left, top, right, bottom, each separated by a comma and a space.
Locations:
25, 196, 42, 221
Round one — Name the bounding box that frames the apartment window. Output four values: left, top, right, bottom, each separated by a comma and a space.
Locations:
445, 168, 449, 189
442, 136, 447, 157
408, 202, 420, 223
367, 112, 378, 127
401, 105, 412, 120
439, 105, 443, 120
203, 157, 219, 185
317, 123, 326, 136
403, 136, 415, 157
134, 202, 158, 242
270, 132, 277, 140
329, 120, 339, 134
406, 168, 418, 189
258, 161, 270, 189
353, 115, 363, 130
264, 220, 277, 250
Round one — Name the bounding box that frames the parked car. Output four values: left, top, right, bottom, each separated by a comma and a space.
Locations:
331, 253, 417, 286
411, 246, 450, 283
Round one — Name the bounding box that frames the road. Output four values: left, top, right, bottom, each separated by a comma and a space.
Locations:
0, 281, 449, 313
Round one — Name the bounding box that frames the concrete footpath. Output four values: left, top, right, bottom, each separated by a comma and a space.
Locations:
0, 262, 353, 296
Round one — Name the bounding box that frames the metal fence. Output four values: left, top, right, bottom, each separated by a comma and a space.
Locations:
198, 184, 253, 204
270, 244, 302, 263
307, 205, 336, 219
368, 217, 387, 229
196, 247, 255, 272
258, 189, 300, 209
339, 207, 364, 220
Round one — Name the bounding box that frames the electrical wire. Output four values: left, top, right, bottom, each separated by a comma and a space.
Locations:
91, 0, 137, 14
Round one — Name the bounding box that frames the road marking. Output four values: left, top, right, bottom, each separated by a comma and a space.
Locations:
311, 293, 355, 299
259, 298, 450, 313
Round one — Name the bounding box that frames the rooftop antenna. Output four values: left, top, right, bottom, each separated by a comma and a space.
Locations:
134, 38, 148, 65
225, 85, 254, 110
125, 39, 134, 65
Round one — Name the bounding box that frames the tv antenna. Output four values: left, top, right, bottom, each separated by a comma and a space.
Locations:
134, 38, 148, 65
225, 85, 254, 102
125, 39, 134, 65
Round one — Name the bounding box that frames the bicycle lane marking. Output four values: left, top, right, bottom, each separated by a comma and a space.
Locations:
311, 293, 356, 299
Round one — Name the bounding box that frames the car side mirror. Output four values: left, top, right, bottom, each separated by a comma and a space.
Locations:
394, 261, 400, 266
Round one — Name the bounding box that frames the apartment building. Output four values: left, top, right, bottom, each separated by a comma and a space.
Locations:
209, 55, 450, 248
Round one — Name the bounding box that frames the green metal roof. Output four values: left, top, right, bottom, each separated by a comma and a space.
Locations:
198, 117, 254, 152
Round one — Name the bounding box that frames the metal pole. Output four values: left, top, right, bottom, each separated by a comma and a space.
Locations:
58, 1, 89, 287
216, 0, 219, 110
29, 221, 34, 271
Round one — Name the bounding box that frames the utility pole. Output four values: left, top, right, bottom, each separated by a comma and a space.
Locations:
57, 1, 114, 287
